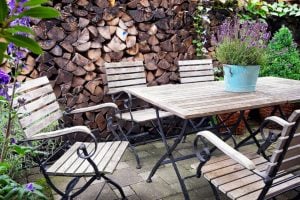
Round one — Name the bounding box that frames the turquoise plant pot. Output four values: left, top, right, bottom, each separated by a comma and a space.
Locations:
223, 65, 260, 92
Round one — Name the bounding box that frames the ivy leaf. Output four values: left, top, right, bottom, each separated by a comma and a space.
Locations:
19, 7, 60, 19
5, 26, 34, 34
261, 6, 269, 13
0, 0, 8, 23
24, 0, 49, 7
4, 34, 42, 54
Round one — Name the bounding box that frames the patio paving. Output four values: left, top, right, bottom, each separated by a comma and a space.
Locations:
28, 132, 298, 200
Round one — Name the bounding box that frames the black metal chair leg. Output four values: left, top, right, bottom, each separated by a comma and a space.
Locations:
209, 182, 220, 200
128, 143, 141, 169
102, 175, 127, 200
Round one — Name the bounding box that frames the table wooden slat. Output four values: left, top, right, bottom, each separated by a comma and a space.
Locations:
124, 77, 300, 119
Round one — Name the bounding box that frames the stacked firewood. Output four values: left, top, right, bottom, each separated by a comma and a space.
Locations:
21, 0, 197, 134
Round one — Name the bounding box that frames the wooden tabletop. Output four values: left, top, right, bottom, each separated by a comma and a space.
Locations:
124, 77, 300, 119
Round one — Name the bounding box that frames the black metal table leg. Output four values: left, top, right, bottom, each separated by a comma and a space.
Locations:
235, 106, 285, 150
146, 107, 190, 200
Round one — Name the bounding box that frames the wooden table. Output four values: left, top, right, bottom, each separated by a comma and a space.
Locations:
125, 77, 300, 119
124, 77, 300, 200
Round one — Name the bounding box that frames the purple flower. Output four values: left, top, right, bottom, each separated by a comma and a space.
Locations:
0, 87, 10, 100
0, 70, 10, 85
10, 138, 16, 144
8, 0, 16, 11
8, 0, 29, 15
25, 183, 35, 192
214, 18, 271, 49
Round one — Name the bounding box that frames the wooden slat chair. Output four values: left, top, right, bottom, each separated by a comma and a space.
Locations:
14, 76, 128, 200
178, 59, 214, 84
178, 59, 215, 139
105, 61, 172, 169
178, 59, 249, 144
193, 109, 300, 200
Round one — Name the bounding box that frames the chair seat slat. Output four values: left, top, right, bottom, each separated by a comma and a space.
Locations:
202, 153, 259, 174
211, 162, 267, 186
97, 141, 121, 172
65, 143, 96, 174
46, 142, 128, 176
205, 156, 266, 181
116, 108, 172, 122
85, 142, 114, 173
55, 143, 93, 174
104, 141, 129, 173
236, 175, 299, 200
47, 142, 83, 174
75, 143, 106, 174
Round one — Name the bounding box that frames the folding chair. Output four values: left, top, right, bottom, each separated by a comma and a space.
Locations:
105, 61, 173, 168
14, 76, 128, 199
194, 109, 300, 200
178, 59, 216, 139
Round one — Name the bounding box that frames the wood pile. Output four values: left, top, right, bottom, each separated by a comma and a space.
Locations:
16, 0, 197, 134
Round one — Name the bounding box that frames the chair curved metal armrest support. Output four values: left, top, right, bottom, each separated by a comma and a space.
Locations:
259, 116, 295, 141
196, 130, 256, 170
65, 103, 119, 114
112, 91, 135, 123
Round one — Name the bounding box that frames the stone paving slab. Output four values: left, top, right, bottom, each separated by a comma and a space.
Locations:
32, 132, 297, 200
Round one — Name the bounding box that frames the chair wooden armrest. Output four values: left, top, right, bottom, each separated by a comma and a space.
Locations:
264, 116, 295, 127
26, 126, 93, 141
197, 130, 256, 170
66, 103, 118, 114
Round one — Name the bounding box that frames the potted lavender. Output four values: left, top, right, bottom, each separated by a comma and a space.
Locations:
213, 18, 271, 92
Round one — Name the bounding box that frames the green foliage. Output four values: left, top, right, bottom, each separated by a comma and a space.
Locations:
0, 175, 47, 200
241, 0, 300, 20
216, 38, 267, 66
192, 5, 209, 58
260, 27, 300, 80
0, 0, 8, 23
0, 0, 60, 63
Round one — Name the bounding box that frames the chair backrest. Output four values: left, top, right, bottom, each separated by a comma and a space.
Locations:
13, 76, 62, 139
178, 59, 214, 84
105, 61, 147, 94
266, 110, 300, 176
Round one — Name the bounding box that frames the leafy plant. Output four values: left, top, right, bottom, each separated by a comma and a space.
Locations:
192, 4, 210, 58
260, 26, 300, 80
241, 0, 300, 20
214, 18, 270, 66
0, 175, 47, 199
0, 0, 59, 63
0, 0, 59, 199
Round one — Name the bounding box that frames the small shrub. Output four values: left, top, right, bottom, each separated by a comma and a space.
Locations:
260, 26, 300, 80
